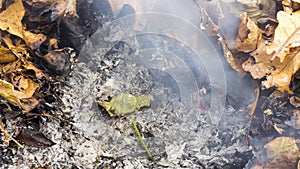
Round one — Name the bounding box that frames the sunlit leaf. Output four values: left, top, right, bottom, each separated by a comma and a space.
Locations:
239, 10, 300, 93
0, 46, 17, 63
264, 137, 299, 169
0, 79, 39, 112
98, 93, 151, 117
265, 137, 298, 159
266, 10, 300, 62
0, 0, 46, 49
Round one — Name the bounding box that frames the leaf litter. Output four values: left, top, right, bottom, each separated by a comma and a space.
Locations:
0, 0, 300, 168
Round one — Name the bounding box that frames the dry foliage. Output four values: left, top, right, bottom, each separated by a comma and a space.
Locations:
236, 10, 300, 93
0, 0, 46, 49
264, 137, 299, 168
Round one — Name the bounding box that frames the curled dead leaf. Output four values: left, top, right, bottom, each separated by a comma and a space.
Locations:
23, 61, 48, 80
235, 9, 300, 93
221, 39, 246, 77
41, 48, 72, 76
0, 79, 39, 112
0, 46, 17, 63
0, 0, 46, 49
236, 12, 261, 53
262, 49, 300, 93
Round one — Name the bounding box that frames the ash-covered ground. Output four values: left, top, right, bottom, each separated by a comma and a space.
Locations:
2, 8, 255, 169
58, 26, 252, 168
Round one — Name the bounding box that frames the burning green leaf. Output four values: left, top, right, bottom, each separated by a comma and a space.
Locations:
98, 93, 151, 117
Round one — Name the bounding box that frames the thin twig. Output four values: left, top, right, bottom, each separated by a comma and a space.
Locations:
0, 118, 24, 149
130, 115, 154, 161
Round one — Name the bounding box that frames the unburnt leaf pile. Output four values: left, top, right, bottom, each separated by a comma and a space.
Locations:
236, 5, 300, 93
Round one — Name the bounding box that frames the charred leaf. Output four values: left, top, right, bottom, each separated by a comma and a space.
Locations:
16, 129, 55, 147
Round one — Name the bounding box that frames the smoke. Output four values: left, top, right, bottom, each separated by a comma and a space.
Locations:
109, 0, 200, 25
68, 1, 258, 167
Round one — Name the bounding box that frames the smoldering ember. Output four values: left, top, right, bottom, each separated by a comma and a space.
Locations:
0, 0, 299, 169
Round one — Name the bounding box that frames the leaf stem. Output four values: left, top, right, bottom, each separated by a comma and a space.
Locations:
130, 115, 154, 161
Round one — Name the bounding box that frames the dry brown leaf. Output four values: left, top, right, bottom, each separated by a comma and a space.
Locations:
267, 10, 300, 62
236, 10, 300, 93
0, 59, 48, 80
264, 137, 299, 159
236, 12, 261, 53
282, 0, 294, 14
11, 75, 38, 97
23, 61, 48, 80
265, 151, 299, 169
16, 129, 55, 147
221, 39, 246, 77
262, 49, 300, 93
0, 0, 46, 49
242, 28, 300, 93
283, 0, 300, 13
0, 79, 39, 112
0, 46, 17, 63
1, 35, 27, 58
65, 0, 77, 17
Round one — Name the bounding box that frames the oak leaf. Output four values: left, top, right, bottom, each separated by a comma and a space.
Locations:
266, 10, 300, 62
239, 11, 300, 93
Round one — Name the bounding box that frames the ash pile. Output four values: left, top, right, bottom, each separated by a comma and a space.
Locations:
61, 10, 254, 168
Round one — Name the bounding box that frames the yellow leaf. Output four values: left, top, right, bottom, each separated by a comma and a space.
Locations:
23, 61, 48, 80
265, 137, 298, 159
0, 46, 17, 63
0, 0, 46, 49
12, 75, 39, 97
98, 94, 151, 117
0, 79, 39, 112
